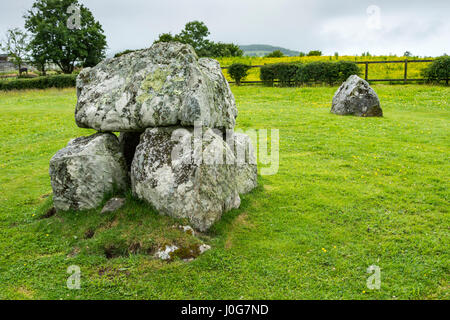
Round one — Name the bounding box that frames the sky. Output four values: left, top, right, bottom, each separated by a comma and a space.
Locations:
1, 0, 449, 57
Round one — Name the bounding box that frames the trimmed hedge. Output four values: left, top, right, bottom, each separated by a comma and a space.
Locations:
228, 63, 251, 85
260, 61, 360, 86
0, 74, 77, 91
259, 63, 300, 86
423, 56, 450, 84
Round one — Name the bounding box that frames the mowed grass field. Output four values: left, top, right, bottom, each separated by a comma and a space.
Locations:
0, 85, 448, 299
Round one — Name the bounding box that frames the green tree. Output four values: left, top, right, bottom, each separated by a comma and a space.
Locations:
404, 51, 412, 57
28, 41, 48, 75
154, 32, 177, 44
24, 0, 107, 74
228, 63, 251, 85
0, 28, 29, 75
207, 42, 243, 57
307, 50, 322, 56
177, 21, 210, 53
153, 21, 242, 58
423, 56, 450, 85
266, 50, 284, 58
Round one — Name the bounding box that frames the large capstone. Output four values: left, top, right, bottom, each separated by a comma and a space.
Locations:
75, 42, 237, 132
227, 132, 258, 194
49, 133, 128, 211
131, 127, 241, 231
331, 75, 383, 117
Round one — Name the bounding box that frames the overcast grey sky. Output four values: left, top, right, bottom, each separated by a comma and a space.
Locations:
1, 0, 449, 56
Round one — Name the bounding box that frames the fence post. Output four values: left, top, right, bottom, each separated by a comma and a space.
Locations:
365, 62, 369, 81
404, 60, 408, 84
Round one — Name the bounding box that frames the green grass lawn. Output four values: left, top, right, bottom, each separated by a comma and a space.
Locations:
0, 85, 448, 299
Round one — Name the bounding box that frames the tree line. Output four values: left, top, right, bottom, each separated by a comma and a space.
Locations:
0, 1, 244, 76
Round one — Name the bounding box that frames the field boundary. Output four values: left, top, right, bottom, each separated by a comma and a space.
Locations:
222, 59, 443, 84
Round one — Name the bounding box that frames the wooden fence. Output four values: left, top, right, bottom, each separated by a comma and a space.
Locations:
222, 59, 437, 85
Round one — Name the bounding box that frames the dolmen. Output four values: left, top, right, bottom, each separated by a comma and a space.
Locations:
49, 42, 257, 231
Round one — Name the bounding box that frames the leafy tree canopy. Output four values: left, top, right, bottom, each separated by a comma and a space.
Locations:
154, 21, 243, 58
307, 50, 322, 56
24, 0, 107, 74
228, 63, 251, 85
265, 50, 284, 58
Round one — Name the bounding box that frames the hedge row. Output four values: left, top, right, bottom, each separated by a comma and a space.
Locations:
260, 61, 360, 86
0, 74, 77, 91
423, 56, 450, 84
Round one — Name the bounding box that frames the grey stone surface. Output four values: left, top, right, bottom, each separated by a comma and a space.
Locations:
155, 245, 179, 261
75, 42, 237, 132
331, 75, 383, 117
131, 127, 240, 231
49, 133, 128, 211
227, 132, 258, 194
199, 244, 211, 254
101, 197, 126, 214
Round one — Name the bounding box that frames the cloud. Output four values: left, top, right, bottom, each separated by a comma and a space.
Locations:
0, 0, 449, 57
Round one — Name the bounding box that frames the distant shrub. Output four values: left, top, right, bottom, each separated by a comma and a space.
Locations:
114, 49, 136, 58
260, 61, 359, 86
423, 56, 450, 85
297, 62, 336, 84
336, 61, 360, 82
260, 63, 300, 86
0, 74, 77, 91
274, 63, 300, 86
228, 63, 251, 85
266, 50, 284, 58
307, 50, 322, 56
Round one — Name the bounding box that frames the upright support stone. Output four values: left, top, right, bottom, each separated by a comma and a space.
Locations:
49, 133, 128, 211
131, 127, 241, 231
227, 132, 258, 194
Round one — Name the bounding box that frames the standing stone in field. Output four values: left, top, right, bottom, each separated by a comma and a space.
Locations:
131, 127, 241, 231
227, 132, 258, 194
75, 42, 237, 132
49, 133, 128, 212
331, 75, 383, 117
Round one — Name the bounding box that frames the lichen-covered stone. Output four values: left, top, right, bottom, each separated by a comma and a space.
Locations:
131, 127, 240, 231
49, 133, 128, 211
331, 75, 383, 117
75, 42, 237, 132
227, 132, 258, 194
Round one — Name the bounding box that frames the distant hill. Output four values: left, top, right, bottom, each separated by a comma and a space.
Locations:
239, 44, 300, 57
